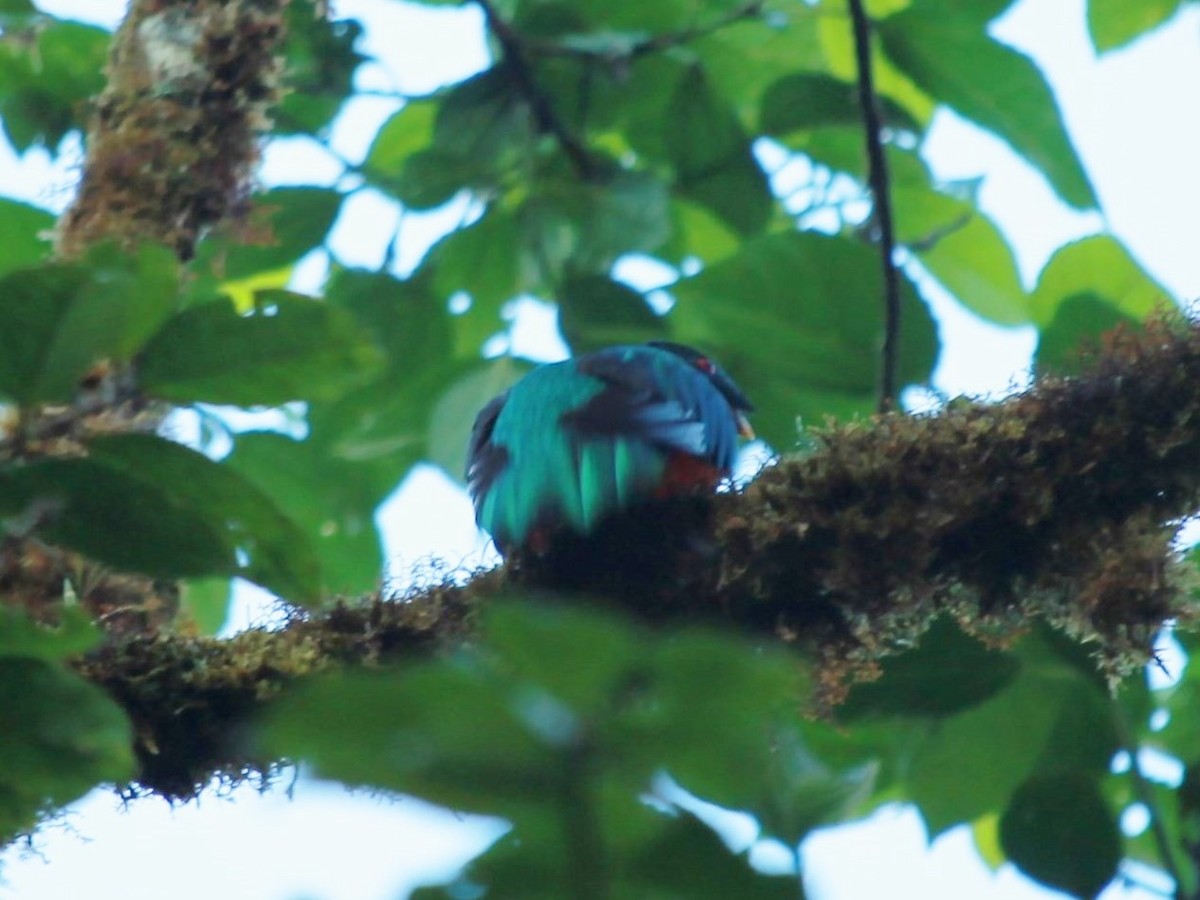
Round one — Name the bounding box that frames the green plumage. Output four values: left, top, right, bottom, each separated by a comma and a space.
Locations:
467, 343, 753, 553
477, 361, 666, 547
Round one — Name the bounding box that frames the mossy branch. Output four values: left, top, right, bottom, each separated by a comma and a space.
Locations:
70, 317, 1200, 799
56, 0, 291, 260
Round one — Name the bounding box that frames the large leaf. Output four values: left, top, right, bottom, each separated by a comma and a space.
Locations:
274, 7, 366, 135
0, 657, 134, 841
1029, 235, 1170, 326
1030, 236, 1170, 375
663, 65, 772, 237
670, 231, 939, 448
559, 275, 666, 354
906, 633, 1118, 835
196, 188, 344, 282
1000, 773, 1120, 898
759, 72, 922, 138
0, 247, 179, 405
1087, 0, 1183, 53
840, 617, 1019, 720
4, 434, 321, 601
226, 432, 385, 596
0, 21, 108, 150
0, 199, 53, 279
138, 290, 383, 407
877, 7, 1096, 209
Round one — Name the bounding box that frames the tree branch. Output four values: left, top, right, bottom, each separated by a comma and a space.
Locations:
70, 316, 1200, 798
847, 0, 903, 413
57, 0, 292, 260
476, 0, 599, 180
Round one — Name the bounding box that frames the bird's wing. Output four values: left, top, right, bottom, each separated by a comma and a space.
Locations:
465, 390, 510, 505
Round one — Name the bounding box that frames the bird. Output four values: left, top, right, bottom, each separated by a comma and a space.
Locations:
466, 341, 754, 557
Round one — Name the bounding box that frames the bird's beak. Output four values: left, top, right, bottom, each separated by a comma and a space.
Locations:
736, 411, 755, 440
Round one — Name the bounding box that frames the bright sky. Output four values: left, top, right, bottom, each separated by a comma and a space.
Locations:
1, 0, 1197, 897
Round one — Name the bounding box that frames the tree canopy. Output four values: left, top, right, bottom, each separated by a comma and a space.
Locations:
0, 0, 1197, 897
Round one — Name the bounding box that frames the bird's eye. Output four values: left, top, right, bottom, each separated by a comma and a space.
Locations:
695, 356, 715, 374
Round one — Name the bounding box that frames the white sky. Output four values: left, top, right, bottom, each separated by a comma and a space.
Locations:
2, 0, 1198, 897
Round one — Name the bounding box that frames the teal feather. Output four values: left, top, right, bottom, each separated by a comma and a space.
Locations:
467, 343, 751, 552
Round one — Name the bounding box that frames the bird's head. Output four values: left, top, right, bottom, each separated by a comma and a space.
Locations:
647, 340, 755, 438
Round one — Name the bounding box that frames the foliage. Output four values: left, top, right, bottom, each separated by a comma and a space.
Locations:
0, 0, 1193, 897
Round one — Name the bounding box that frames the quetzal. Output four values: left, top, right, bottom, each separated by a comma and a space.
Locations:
467, 341, 754, 556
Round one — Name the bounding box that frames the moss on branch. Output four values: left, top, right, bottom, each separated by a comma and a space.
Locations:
66, 317, 1200, 798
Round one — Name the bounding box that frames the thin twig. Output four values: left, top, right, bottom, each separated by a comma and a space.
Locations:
476, 0, 598, 180
847, 0, 902, 413
1115, 711, 1191, 900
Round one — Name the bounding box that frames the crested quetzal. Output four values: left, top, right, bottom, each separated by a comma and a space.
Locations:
467, 341, 754, 556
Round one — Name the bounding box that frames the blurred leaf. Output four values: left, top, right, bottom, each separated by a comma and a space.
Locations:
0, 21, 108, 150
907, 633, 1117, 835
0, 605, 104, 662
1000, 773, 1120, 899
1030, 235, 1169, 326
972, 813, 1005, 871
198, 188, 343, 281
0, 657, 134, 841
760, 72, 922, 137
1087, 0, 1182, 53
428, 357, 529, 484
622, 810, 797, 898
139, 290, 383, 406
890, 162, 1029, 326
840, 617, 1020, 720
0, 247, 178, 405
179, 578, 233, 635
365, 101, 437, 175
670, 231, 938, 448
5, 434, 320, 600
311, 269, 457, 474
0, 199, 53, 279
559, 275, 665, 354
877, 8, 1096, 209
226, 432, 385, 596
1035, 294, 1139, 376
275, 8, 366, 134
664, 66, 771, 236
393, 68, 535, 209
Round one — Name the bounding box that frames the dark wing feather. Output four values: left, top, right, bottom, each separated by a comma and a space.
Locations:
565, 346, 739, 471
465, 390, 510, 508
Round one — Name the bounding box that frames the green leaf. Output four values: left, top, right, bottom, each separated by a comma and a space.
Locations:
180, 578, 233, 635
759, 72, 921, 137
0, 247, 179, 405
275, 8, 366, 134
427, 358, 529, 484
0, 657, 134, 841
889, 156, 1029, 326
5, 434, 321, 600
391, 68, 535, 208
559, 275, 665, 354
906, 633, 1117, 835
0, 199, 53, 279
664, 66, 772, 236
840, 617, 1020, 720
1087, 0, 1182, 53
0, 605, 104, 662
0, 21, 108, 151
1000, 774, 1120, 899
138, 290, 383, 406
622, 810, 797, 898
198, 188, 344, 281
670, 231, 938, 448
1029, 235, 1170, 326
365, 101, 438, 175
877, 8, 1096, 209
1035, 294, 1139, 376
226, 432, 384, 596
